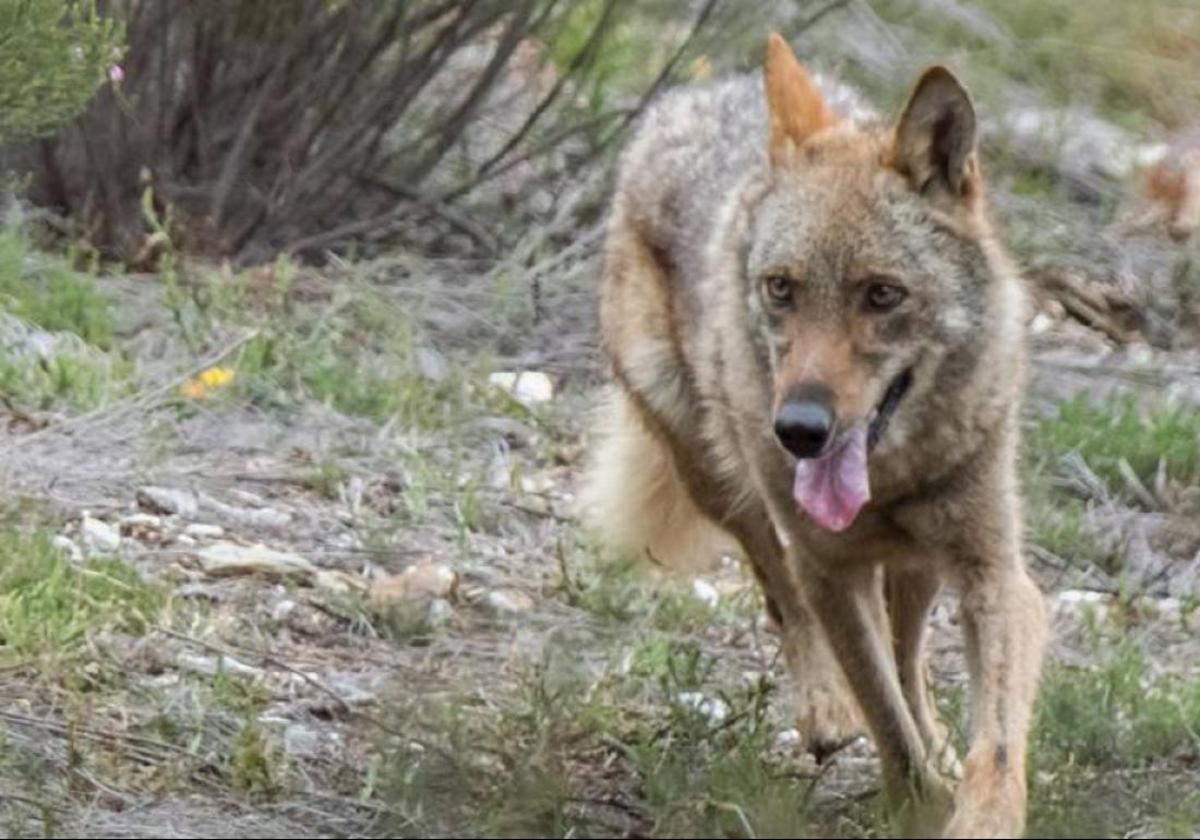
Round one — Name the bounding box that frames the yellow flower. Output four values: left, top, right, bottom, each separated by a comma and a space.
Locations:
180, 366, 236, 400
199, 366, 235, 388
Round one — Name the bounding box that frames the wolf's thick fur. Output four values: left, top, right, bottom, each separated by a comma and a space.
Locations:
582, 34, 1048, 838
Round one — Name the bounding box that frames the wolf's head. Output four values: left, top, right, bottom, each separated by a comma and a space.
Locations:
746, 34, 1009, 532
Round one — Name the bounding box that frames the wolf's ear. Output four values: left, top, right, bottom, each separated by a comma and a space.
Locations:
890, 67, 978, 203
764, 32, 834, 165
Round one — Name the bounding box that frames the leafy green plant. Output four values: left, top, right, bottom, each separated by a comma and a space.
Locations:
0, 0, 124, 140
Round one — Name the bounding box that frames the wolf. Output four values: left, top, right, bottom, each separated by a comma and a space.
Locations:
581, 33, 1048, 838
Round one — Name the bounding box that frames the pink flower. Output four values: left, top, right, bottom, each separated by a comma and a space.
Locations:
109, 65, 125, 84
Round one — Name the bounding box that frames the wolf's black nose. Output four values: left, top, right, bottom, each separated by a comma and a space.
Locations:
774, 399, 833, 459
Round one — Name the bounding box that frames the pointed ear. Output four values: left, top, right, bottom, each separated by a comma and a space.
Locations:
891, 67, 978, 201
764, 32, 834, 165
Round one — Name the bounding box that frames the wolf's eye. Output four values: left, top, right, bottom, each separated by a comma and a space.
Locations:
864, 281, 907, 313
764, 275, 794, 304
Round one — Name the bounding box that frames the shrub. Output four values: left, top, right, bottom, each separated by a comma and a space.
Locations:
0, 0, 124, 141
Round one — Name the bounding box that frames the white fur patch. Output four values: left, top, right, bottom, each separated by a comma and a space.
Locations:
620, 337, 690, 429
578, 389, 737, 573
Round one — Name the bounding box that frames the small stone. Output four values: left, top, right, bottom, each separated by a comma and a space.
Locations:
52, 535, 82, 562
676, 691, 729, 724
197, 541, 316, 580
1052, 590, 1111, 624
1029, 312, 1055, 335
282, 722, 324, 758
315, 569, 365, 595
691, 579, 720, 609
121, 512, 162, 542
483, 588, 535, 615
774, 728, 802, 749
137, 486, 199, 517
175, 652, 263, 678
176, 534, 197, 546
415, 346, 450, 382
427, 598, 454, 626
184, 523, 224, 539
177, 581, 222, 601
488, 370, 554, 406
199, 494, 292, 530
271, 599, 297, 622
369, 561, 458, 606
80, 514, 121, 555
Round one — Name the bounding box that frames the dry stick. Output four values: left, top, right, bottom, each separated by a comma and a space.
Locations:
210, 69, 276, 228
0, 793, 64, 813
406, 0, 541, 185
0, 710, 190, 764
1117, 458, 1160, 510
794, 0, 854, 33
154, 625, 355, 717
357, 175, 500, 254
471, 0, 615, 181
1032, 357, 1200, 382
0, 329, 260, 453
284, 205, 419, 259
437, 107, 631, 204
593, 0, 721, 154
153, 626, 411, 742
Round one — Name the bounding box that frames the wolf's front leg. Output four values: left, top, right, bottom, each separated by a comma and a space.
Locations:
803, 561, 953, 835
887, 568, 961, 779
943, 555, 1047, 839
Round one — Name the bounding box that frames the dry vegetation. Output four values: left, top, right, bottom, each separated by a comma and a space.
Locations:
2, 1, 1200, 838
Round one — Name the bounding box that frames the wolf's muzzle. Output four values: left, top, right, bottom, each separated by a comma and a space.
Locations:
774, 384, 835, 459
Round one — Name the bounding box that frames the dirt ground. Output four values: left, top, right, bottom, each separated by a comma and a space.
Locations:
4, 2, 1200, 833
1, 203, 1200, 836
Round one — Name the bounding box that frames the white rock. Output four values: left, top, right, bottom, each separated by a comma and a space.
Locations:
415, 346, 450, 382
175, 652, 264, 678
52, 535, 82, 562
176, 534, 197, 546
774, 728, 802, 749
691, 579, 720, 609
121, 513, 162, 529
1055, 589, 1109, 606
137, 486, 199, 517
1053, 589, 1111, 622
427, 598, 454, 626
483, 588, 535, 615
282, 722, 324, 758
200, 494, 292, 529
184, 523, 224, 539
1029, 312, 1055, 335
676, 691, 730, 724
315, 569, 364, 595
80, 514, 121, 555
197, 542, 316, 580
488, 371, 554, 406
271, 599, 297, 622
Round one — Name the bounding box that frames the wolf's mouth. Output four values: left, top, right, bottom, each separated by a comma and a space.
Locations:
790, 367, 915, 532
867, 368, 914, 452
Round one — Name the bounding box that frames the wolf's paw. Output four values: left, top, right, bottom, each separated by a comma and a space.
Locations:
940, 747, 1026, 839
791, 682, 865, 762
896, 774, 956, 839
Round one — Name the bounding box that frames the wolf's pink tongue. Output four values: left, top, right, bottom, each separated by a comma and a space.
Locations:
792, 426, 870, 532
